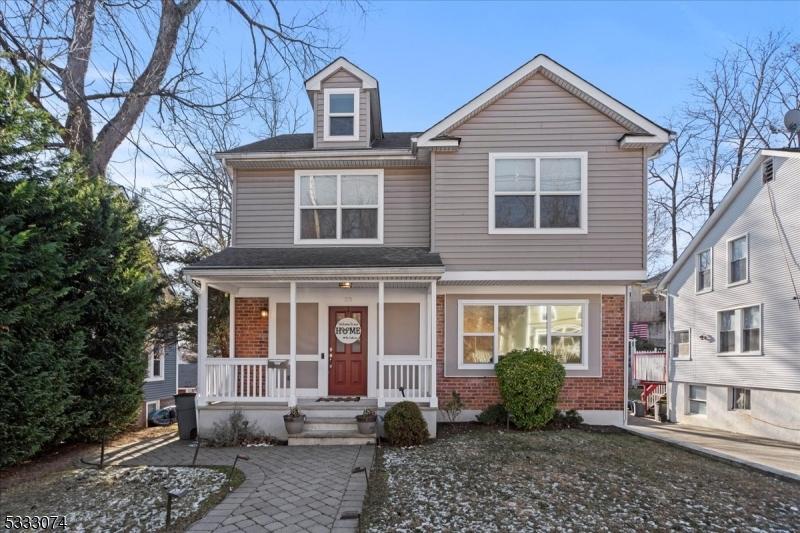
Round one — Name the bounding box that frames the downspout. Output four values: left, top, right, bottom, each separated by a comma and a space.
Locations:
623, 285, 631, 427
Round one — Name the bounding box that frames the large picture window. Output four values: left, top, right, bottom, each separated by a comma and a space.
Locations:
488, 152, 587, 234
294, 170, 383, 243
717, 304, 762, 355
323, 88, 359, 141
458, 300, 587, 370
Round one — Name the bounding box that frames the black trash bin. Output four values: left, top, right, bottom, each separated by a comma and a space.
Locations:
174, 392, 197, 440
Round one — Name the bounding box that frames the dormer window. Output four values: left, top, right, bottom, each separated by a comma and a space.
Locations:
323, 88, 359, 141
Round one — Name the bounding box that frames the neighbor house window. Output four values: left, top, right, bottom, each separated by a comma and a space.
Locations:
672, 329, 691, 358
488, 152, 587, 234
459, 300, 587, 369
323, 88, 359, 141
146, 346, 164, 381
730, 387, 751, 410
717, 305, 762, 355
688, 385, 707, 415
695, 248, 713, 292
295, 170, 383, 243
727, 235, 749, 285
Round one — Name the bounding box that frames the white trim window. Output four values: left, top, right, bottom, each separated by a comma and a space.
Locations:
294, 170, 383, 244
488, 152, 588, 234
672, 329, 691, 359
727, 234, 749, 286
717, 304, 762, 355
323, 88, 359, 141
146, 345, 165, 382
688, 385, 707, 415
730, 387, 751, 410
695, 247, 713, 293
458, 299, 588, 370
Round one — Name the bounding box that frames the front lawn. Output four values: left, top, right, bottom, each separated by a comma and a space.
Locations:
0, 465, 244, 532
362, 425, 800, 531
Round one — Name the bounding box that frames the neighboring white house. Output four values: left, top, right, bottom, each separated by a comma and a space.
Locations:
658, 148, 800, 443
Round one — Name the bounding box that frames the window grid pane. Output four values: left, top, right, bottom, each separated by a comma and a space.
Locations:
540, 158, 581, 192
495, 159, 536, 192
718, 310, 735, 352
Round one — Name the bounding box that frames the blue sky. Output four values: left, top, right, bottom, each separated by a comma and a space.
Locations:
295, 0, 798, 135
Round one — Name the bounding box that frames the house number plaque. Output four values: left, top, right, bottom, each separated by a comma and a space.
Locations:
334, 317, 361, 344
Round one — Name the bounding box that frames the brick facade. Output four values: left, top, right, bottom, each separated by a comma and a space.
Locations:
436, 294, 626, 412
234, 297, 269, 357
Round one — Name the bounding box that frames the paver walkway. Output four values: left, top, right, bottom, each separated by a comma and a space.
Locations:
102, 439, 374, 532
626, 417, 800, 481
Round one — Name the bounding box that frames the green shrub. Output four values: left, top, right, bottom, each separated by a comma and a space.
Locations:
550, 409, 584, 429
476, 403, 509, 426
384, 401, 429, 446
494, 348, 566, 430
206, 410, 270, 447
441, 391, 464, 423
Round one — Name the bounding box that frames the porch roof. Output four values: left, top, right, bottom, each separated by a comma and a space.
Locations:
184, 246, 444, 282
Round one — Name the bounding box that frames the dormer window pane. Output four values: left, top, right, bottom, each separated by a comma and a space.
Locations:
329, 93, 354, 113
330, 116, 354, 136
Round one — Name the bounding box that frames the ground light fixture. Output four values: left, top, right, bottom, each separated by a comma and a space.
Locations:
339, 281, 352, 289
165, 487, 186, 527
229, 454, 249, 490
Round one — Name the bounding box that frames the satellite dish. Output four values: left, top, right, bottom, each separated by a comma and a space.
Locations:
785, 108, 800, 132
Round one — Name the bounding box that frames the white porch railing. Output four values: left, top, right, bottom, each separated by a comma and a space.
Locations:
632, 351, 667, 382
379, 358, 435, 404
204, 358, 289, 402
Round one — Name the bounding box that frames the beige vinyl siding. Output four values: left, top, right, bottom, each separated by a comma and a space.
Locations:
314, 68, 370, 149
233, 167, 430, 247
433, 73, 645, 271
668, 155, 800, 392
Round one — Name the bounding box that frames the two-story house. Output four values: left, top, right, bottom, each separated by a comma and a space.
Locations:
184, 55, 671, 441
658, 149, 800, 443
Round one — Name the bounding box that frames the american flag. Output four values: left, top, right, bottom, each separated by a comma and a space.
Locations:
630, 322, 649, 339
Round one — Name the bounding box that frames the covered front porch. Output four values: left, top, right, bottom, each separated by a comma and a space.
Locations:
186, 253, 443, 412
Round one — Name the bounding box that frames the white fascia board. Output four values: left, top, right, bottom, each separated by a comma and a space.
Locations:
440, 270, 647, 282
412, 137, 460, 148
184, 267, 445, 280
305, 58, 378, 91
416, 54, 670, 144
658, 152, 766, 290
214, 149, 414, 161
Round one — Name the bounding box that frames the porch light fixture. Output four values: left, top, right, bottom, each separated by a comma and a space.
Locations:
339, 281, 352, 289
260, 308, 268, 318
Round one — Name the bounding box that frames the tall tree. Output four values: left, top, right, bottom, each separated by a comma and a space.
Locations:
0, 0, 345, 177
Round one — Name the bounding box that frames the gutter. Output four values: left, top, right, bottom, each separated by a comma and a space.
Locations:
213, 148, 415, 161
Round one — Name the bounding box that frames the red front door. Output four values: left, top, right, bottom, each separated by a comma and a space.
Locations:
328, 306, 368, 396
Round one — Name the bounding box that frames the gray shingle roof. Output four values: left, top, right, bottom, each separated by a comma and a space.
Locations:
225, 132, 419, 154
187, 247, 443, 270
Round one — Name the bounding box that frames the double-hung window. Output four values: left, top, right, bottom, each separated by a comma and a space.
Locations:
459, 300, 587, 370
323, 88, 359, 141
489, 152, 587, 234
695, 248, 713, 293
672, 329, 691, 358
146, 345, 164, 382
717, 304, 762, 355
688, 385, 707, 415
295, 170, 383, 243
727, 234, 749, 286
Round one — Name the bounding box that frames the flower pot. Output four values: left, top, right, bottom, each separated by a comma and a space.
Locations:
283, 414, 305, 434
356, 415, 377, 435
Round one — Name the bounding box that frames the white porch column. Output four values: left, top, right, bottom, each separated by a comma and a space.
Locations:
228, 295, 235, 358
289, 281, 297, 406
429, 280, 438, 408
378, 281, 385, 408
197, 280, 209, 407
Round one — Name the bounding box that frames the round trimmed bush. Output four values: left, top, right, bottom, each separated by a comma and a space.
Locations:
383, 401, 429, 446
494, 348, 566, 430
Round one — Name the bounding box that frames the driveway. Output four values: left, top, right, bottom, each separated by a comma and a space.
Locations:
107, 440, 374, 532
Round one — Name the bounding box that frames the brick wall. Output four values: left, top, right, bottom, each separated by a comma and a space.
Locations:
436, 294, 626, 412
234, 297, 269, 357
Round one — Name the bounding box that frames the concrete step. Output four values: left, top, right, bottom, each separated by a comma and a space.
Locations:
288, 429, 376, 446
304, 417, 359, 431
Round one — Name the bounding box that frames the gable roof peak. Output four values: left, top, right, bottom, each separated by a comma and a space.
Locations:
305, 57, 378, 91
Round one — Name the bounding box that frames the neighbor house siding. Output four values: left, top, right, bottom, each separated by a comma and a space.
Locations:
313, 68, 371, 149
143, 341, 177, 402
432, 72, 646, 271
233, 167, 430, 247
668, 155, 800, 392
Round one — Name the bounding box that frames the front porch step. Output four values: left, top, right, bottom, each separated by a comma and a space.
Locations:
288, 429, 376, 446
305, 417, 359, 432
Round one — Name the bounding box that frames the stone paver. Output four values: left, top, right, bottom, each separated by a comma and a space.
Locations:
626, 417, 800, 481
102, 441, 374, 532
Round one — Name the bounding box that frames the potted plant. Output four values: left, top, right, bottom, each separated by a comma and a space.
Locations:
355, 408, 377, 434
283, 406, 305, 434
655, 395, 668, 422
